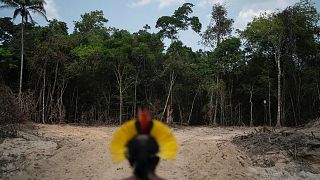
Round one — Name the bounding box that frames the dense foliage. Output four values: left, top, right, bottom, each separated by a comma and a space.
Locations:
0, 1, 319, 126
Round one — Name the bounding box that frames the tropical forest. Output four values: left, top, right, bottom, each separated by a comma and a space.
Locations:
0, 0, 320, 179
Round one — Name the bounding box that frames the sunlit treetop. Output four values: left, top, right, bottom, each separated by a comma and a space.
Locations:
156, 3, 202, 41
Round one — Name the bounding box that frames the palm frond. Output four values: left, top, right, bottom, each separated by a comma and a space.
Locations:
30, 9, 47, 22
29, 0, 46, 6
0, 0, 19, 7
1, 0, 47, 22
28, 5, 45, 13
29, 4, 44, 9
27, 13, 36, 24
13, 8, 22, 20
23, 9, 30, 22
28, 0, 47, 21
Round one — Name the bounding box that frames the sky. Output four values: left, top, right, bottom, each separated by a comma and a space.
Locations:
1, 0, 319, 50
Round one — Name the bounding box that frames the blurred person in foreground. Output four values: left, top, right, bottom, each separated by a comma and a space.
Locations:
110, 106, 178, 180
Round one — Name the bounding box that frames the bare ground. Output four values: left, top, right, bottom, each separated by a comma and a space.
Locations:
1, 124, 320, 180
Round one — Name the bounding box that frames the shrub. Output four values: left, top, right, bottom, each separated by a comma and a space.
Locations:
0, 85, 23, 138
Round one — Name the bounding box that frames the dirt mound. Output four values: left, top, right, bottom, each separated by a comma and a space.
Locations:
306, 118, 320, 128
232, 128, 320, 174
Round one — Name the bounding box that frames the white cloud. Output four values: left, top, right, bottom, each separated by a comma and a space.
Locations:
234, 9, 272, 30
44, 0, 59, 20
158, 0, 184, 9
233, 0, 292, 30
129, 0, 152, 7
198, 0, 225, 8
128, 0, 184, 9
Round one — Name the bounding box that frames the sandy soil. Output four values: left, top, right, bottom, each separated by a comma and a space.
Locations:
0, 124, 319, 180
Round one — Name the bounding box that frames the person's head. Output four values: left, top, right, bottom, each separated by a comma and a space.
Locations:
127, 134, 160, 180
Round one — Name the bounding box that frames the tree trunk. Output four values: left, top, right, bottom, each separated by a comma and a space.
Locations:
75, 88, 78, 121
249, 87, 253, 127
268, 72, 272, 127
188, 89, 198, 125
58, 78, 67, 122
166, 104, 173, 125
18, 17, 24, 109
282, 72, 286, 125
178, 103, 183, 125
213, 74, 219, 126
119, 76, 123, 125
161, 72, 175, 121
238, 104, 242, 125
276, 49, 282, 127
220, 89, 224, 125
317, 83, 320, 102
289, 91, 297, 126
114, 64, 124, 125
103, 90, 111, 121
49, 60, 59, 120
134, 74, 138, 117
42, 67, 46, 124
229, 81, 233, 126
209, 90, 213, 125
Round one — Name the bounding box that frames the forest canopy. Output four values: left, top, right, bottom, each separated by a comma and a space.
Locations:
0, 0, 319, 127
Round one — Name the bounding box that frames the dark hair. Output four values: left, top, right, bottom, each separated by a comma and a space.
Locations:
127, 135, 160, 180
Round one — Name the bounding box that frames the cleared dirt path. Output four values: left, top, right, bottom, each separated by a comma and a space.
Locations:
1, 125, 316, 180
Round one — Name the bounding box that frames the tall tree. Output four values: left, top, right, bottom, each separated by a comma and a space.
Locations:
201, 3, 234, 125
277, 0, 320, 126
156, 3, 201, 42
156, 3, 201, 123
242, 13, 285, 127
74, 10, 108, 33
107, 30, 135, 125
213, 37, 243, 125
202, 3, 234, 48
29, 20, 71, 123
0, 0, 47, 107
